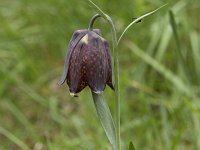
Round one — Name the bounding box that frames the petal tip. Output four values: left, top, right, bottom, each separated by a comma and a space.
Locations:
93, 90, 103, 94
70, 92, 78, 97
57, 79, 65, 86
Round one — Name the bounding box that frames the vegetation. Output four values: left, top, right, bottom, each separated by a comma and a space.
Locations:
0, 0, 200, 149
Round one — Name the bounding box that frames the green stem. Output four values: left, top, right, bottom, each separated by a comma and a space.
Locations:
88, 14, 101, 31
88, 12, 121, 150
106, 15, 121, 150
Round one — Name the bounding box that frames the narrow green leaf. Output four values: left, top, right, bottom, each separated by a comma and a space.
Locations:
0, 126, 31, 150
118, 4, 167, 45
190, 32, 200, 84
3, 100, 36, 137
92, 92, 116, 150
126, 42, 200, 110
169, 10, 181, 55
126, 42, 189, 96
129, 141, 136, 150
88, 0, 108, 20
169, 10, 190, 82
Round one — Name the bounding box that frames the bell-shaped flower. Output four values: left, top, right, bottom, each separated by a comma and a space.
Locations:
58, 29, 114, 96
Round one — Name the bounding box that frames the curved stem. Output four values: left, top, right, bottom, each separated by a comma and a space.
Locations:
88, 14, 101, 30
87, 1, 121, 148
92, 13, 121, 150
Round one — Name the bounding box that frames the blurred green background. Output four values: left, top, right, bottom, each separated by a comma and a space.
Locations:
0, 0, 200, 149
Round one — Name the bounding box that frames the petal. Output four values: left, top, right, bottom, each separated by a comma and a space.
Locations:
58, 30, 88, 85
104, 41, 114, 90
86, 31, 108, 93
92, 29, 101, 36
67, 35, 88, 93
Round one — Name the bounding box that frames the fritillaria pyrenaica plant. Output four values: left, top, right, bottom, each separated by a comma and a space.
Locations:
58, 1, 166, 149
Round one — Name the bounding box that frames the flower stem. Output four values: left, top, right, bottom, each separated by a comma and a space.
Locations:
88, 14, 101, 31
97, 13, 120, 150
88, 12, 121, 150
107, 16, 121, 150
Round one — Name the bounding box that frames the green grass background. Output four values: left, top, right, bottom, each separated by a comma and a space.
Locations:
0, 0, 200, 149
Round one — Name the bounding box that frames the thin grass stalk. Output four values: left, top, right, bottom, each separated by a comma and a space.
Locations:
0, 126, 31, 150
169, 10, 190, 82
169, 10, 200, 149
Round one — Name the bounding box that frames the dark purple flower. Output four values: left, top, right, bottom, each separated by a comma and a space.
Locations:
58, 29, 114, 96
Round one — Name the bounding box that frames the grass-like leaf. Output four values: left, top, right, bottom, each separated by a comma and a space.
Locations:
118, 4, 167, 45
92, 92, 116, 150
169, 10, 189, 82
126, 42, 189, 96
0, 126, 31, 150
190, 32, 200, 84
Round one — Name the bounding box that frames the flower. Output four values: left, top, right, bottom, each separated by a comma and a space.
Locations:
58, 29, 114, 96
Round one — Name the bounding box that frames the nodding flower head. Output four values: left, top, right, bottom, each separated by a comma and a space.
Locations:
58, 29, 114, 96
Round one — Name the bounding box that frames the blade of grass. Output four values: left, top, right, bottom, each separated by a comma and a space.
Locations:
3, 100, 35, 135
126, 41, 200, 113
134, 23, 162, 83
126, 42, 189, 95
0, 126, 31, 150
148, 25, 172, 86
148, 2, 187, 89
192, 113, 200, 149
161, 101, 170, 150
190, 32, 200, 84
169, 10, 200, 149
169, 10, 189, 82
155, 25, 171, 61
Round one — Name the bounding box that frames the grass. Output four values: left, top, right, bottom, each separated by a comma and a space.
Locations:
0, 0, 200, 149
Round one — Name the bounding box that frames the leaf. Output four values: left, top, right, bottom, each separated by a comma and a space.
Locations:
129, 141, 136, 150
92, 92, 117, 150
0, 126, 31, 150
118, 4, 167, 45
125, 41, 200, 102
169, 10, 190, 82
